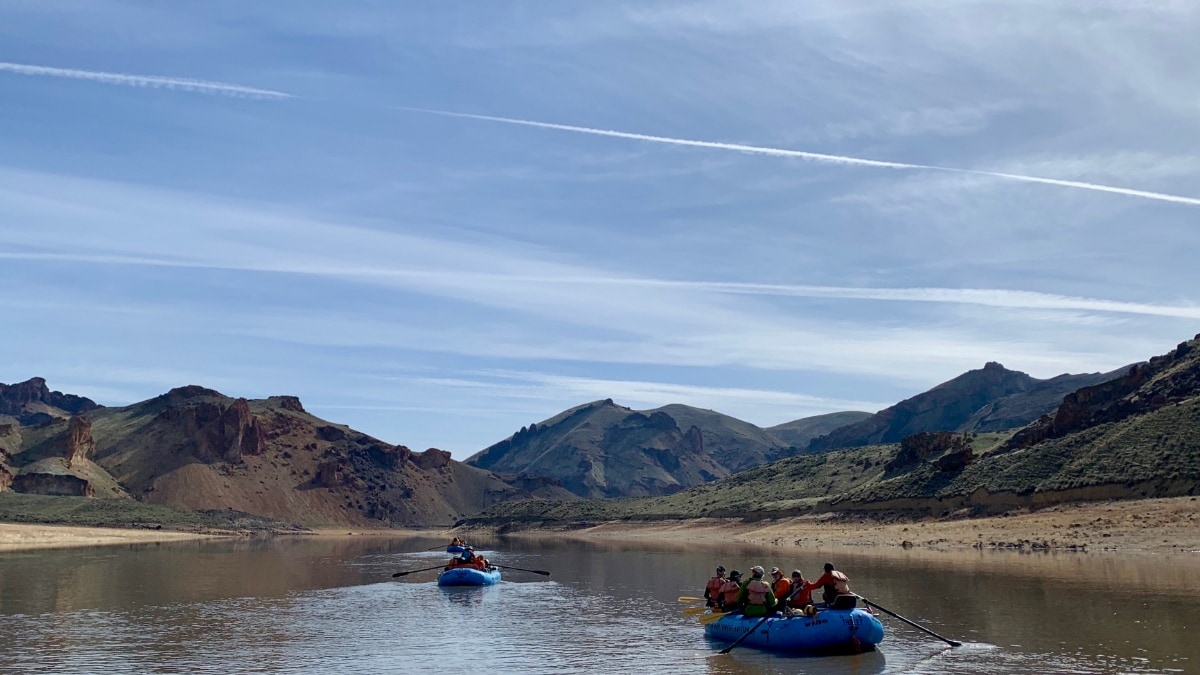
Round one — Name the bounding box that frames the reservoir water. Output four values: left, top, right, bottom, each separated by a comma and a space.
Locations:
0, 535, 1196, 673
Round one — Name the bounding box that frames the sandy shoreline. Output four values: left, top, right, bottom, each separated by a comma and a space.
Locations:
3, 496, 1198, 554
473, 496, 1200, 555
0, 523, 221, 551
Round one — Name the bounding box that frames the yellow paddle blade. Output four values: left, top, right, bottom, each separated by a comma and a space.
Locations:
678, 596, 705, 603
682, 606, 710, 616
697, 611, 729, 625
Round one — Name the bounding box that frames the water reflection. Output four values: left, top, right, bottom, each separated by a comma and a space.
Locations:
0, 535, 1195, 673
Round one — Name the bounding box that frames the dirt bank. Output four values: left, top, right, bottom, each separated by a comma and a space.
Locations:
0, 523, 221, 552
468, 496, 1200, 555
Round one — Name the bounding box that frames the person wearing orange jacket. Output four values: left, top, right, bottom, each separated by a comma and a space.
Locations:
787, 570, 814, 608
769, 567, 791, 611
704, 565, 727, 607
803, 562, 855, 609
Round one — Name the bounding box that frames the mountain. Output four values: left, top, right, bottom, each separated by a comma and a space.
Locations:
465, 399, 794, 498
767, 411, 873, 447
0, 377, 99, 426
807, 363, 1127, 451
0, 383, 571, 527
465, 334, 1200, 528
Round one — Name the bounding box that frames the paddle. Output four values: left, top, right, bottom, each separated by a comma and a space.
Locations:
682, 606, 711, 617
678, 596, 706, 603
855, 594, 962, 647
697, 610, 729, 625
492, 565, 551, 577
391, 565, 446, 578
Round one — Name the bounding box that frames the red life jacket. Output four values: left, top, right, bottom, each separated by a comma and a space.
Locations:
705, 576, 725, 599
719, 579, 741, 605
772, 578, 791, 599
745, 578, 771, 606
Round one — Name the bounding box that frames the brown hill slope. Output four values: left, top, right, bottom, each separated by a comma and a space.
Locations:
808, 363, 1125, 451
1, 384, 565, 527
466, 399, 798, 498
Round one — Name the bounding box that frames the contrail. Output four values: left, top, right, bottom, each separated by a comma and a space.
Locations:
0, 61, 293, 100
399, 107, 1200, 207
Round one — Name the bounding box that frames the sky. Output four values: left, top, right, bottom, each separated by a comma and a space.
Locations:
2, 1, 1198, 460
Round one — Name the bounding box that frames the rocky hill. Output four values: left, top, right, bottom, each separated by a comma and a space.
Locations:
766, 411, 873, 448
465, 399, 795, 498
0, 377, 99, 425
0, 383, 572, 527
465, 334, 1200, 528
807, 363, 1125, 451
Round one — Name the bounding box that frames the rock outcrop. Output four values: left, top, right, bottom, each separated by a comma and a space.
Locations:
0, 377, 98, 423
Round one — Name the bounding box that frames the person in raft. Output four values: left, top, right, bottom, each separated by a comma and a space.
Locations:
447, 546, 489, 571
784, 569, 817, 617
704, 565, 727, 607
804, 562, 855, 609
737, 566, 777, 617
717, 570, 743, 611
769, 567, 791, 612
450, 537, 465, 546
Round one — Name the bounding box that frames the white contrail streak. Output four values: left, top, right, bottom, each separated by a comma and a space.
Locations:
399, 108, 1200, 207
0, 61, 293, 100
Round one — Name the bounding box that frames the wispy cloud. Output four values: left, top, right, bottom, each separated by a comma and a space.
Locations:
399, 108, 1200, 208
0, 61, 293, 100
3, 250, 1198, 320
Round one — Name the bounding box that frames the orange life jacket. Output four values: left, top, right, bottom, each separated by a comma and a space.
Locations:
788, 584, 813, 607
705, 576, 725, 599
772, 578, 791, 600
745, 578, 771, 606
719, 579, 741, 605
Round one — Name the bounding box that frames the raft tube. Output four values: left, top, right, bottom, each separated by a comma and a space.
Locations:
446, 545, 466, 553
704, 608, 885, 653
436, 566, 501, 587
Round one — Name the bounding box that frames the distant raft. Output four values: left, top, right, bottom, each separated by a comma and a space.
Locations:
704, 608, 885, 653
446, 545, 466, 553
437, 566, 501, 587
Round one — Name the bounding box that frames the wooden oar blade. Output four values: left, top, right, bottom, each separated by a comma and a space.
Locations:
682, 606, 710, 616
697, 611, 728, 625
678, 596, 705, 603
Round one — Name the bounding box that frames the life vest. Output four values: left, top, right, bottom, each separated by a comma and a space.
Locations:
745, 578, 771, 606
719, 579, 741, 605
824, 570, 850, 596
772, 578, 791, 600
705, 576, 725, 599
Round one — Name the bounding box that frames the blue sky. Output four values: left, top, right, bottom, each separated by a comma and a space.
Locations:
2, 1, 1198, 459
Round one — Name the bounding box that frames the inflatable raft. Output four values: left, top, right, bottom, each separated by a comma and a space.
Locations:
446, 545, 466, 553
437, 566, 501, 587
704, 608, 885, 653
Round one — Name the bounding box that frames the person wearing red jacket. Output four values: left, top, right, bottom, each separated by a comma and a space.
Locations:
804, 562, 855, 609
704, 565, 727, 607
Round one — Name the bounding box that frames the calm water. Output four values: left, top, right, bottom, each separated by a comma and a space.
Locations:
0, 535, 1196, 674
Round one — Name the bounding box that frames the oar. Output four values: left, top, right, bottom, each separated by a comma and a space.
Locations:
856, 595, 962, 647
682, 606, 711, 616
492, 565, 551, 577
678, 596, 706, 603
391, 565, 446, 578
697, 610, 729, 625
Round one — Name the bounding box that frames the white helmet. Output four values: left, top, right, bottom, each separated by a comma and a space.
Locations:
751, 565, 765, 576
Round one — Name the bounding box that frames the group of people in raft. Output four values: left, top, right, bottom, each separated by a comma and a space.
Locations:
703, 561, 856, 618
445, 538, 491, 571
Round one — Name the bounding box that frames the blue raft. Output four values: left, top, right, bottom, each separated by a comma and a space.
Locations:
437, 566, 501, 587
704, 608, 885, 653
446, 545, 466, 553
